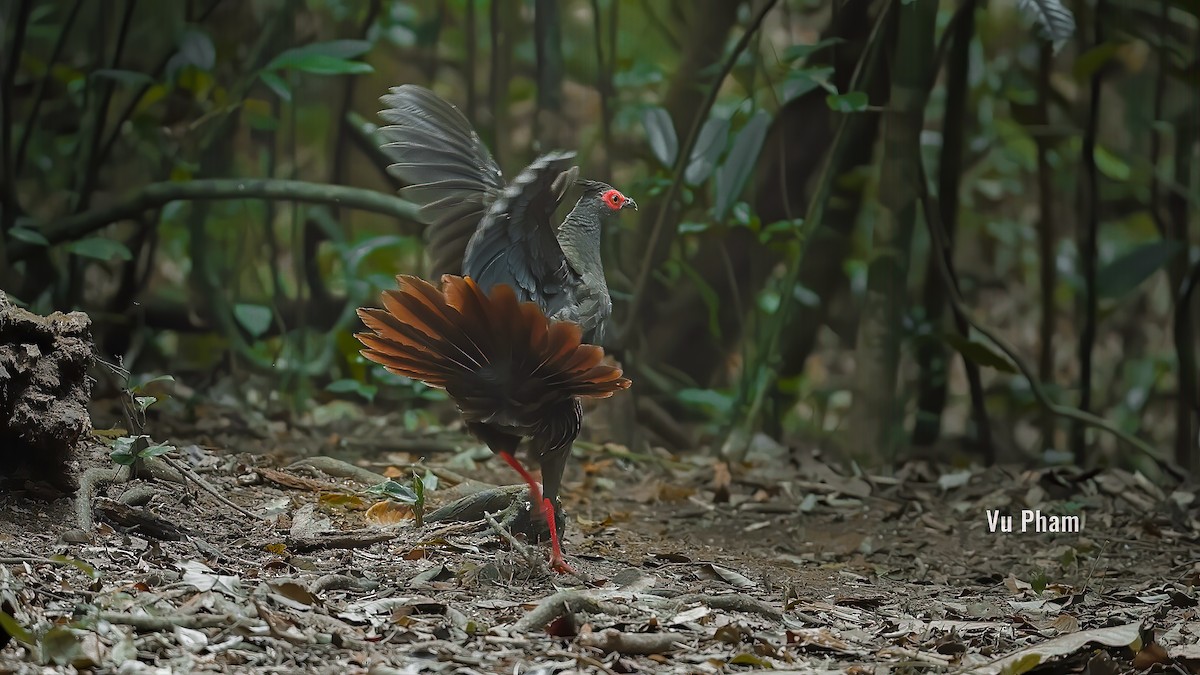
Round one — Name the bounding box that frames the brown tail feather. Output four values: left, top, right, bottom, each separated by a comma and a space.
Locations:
356, 275, 631, 406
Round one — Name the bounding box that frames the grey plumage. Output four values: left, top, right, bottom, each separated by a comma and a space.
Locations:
377, 84, 632, 344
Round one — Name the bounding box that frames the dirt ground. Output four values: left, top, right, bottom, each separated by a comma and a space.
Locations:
1, 397, 1199, 674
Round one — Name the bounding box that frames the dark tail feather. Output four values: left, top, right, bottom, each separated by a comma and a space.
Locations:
356, 275, 631, 401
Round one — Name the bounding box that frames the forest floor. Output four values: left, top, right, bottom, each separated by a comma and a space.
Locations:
1, 395, 1199, 674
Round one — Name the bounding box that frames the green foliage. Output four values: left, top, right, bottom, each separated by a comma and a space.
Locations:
4, 0, 1195, 468
233, 304, 274, 339
713, 111, 770, 220
1096, 241, 1185, 299
365, 479, 419, 504
64, 238, 133, 261
685, 117, 731, 186
825, 92, 869, 112
109, 435, 174, 466
642, 106, 679, 168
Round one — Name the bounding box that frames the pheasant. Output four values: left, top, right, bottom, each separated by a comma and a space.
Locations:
356, 85, 635, 572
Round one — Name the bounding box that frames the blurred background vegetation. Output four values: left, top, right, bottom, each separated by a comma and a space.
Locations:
1, 0, 1196, 474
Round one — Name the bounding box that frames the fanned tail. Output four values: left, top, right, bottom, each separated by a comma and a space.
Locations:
356, 275, 631, 406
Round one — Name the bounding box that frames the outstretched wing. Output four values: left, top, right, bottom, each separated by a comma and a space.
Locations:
463, 151, 579, 318
377, 85, 505, 278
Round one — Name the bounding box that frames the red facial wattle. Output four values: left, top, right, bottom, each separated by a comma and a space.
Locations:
602, 189, 625, 211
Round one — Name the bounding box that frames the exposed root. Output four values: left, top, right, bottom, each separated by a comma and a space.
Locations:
577, 628, 688, 655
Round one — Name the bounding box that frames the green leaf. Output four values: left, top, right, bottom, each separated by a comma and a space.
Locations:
92, 69, 155, 88
64, 237, 132, 261
0, 611, 34, 646
9, 226, 49, 246
49, 554, 98, 579
1093, 145, 1130, 181
641, 106, 678, 168
1017, 0, 1076, 49
133, 374, 176, 390
134, 395, 157, 412
941, 333, 1017, 373
342, 235, 407, 274
783, 66, 836, 102
266, 41, 374, 75
259, 71, 291, 101
678, 221, 711, 234
714, 111, 770, 220
110, 435, 142, 465
1072, 43, 1120, 81
139, 442, 174, 459
1096, 240, 1184, 299
365, 480, 419, 503
233, 303, 273, 338
676, 388, 734, 417
166, 27, 216, 80
271, 39, 372, 63
326, 378, 377, 403
825, 91, 869, 112
685, 117, 730, 186
275, 54, 373, 75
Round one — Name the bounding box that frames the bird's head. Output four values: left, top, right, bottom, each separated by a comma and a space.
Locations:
576, 179, 637, 218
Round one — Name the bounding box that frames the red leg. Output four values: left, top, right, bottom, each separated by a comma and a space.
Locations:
542, 497, 575, 575
498, 451, 544, 515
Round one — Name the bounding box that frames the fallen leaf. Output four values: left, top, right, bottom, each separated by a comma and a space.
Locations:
696, 564, 756, 589
320, 492, 369, 510
269, 581, 315, 607
669, 605, 711, 625
975, 622, 1142, 675
365, 500, 415, 525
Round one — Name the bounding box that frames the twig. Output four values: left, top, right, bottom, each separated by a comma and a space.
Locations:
96, 0, 226, 163
14, 0, 84, 173
547, 649, 619, 675
94, 497, 189, 541
286, 457, 389, 486
915, 160, 1174, 470
258, 466, 351, 493
0, 556, 79, 566
484, 509, 547, 574
667, 593, 782, 621
0, 0, 33, 264
1071, 0, 1105, 459
513, 590, 634, 633
160, 455, 262, 521
618, 0, 780, 346
72, 0, 138, 214
310, 574, 380, 594
287, 530, 398, 553
97, 611, 263, 632
577, 628, 688, 655
10, 179, 421, 260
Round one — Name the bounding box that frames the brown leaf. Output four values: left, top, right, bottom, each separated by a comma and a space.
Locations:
365, 500, 414, 525
319, 492, 369, 510
269, 581, 315, 607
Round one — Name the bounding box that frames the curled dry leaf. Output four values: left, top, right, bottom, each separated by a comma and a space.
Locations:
365, 500, 415, 525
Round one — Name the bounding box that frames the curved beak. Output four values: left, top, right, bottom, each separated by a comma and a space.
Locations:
623, 197, 638, 211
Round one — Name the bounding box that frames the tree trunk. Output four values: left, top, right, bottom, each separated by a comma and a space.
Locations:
847, 0, 937, 461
